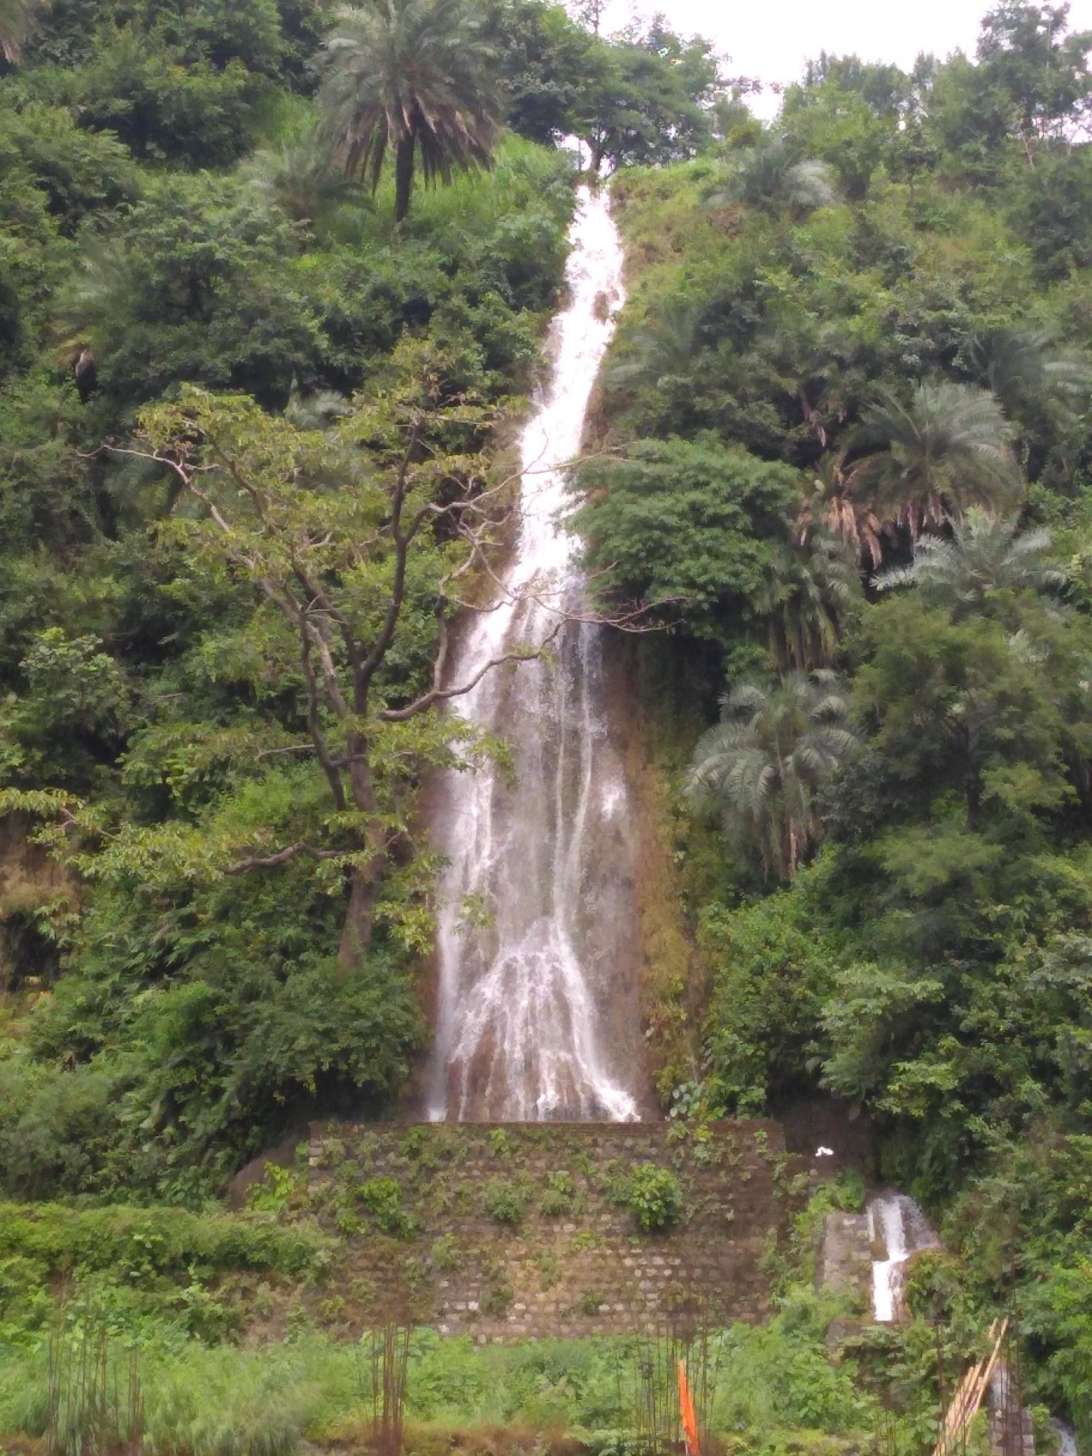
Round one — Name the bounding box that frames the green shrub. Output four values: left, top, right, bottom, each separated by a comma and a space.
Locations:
0, 1202, 329, 1280
359, 1177, 416, 1239
700, 868, 841, 1115
539, 1171, 578, 1217
400, 1126, 446, 1171
429, 1235, 459, 1272
599, 1158, 632, 1207
246, 1163, 307, 1215
625, 1165, 683, 1232
482, 1178, 528, 1227
488, 1129, 514, 1160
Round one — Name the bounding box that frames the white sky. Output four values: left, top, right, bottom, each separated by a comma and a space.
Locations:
600, 0, 1092, 117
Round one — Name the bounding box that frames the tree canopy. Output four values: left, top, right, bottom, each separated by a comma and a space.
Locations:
2, 0, 1092, 1439
318, 0, 502, 222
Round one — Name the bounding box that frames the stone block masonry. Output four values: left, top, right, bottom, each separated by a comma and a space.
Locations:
308, 1120, 791, 1341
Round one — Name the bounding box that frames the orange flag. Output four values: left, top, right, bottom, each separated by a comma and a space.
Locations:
678, 1359, 700, 1456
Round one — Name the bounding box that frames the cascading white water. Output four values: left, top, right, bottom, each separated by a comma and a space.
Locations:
1052, 1420, 1080, 1456
425, 184, 644, 1123
867, 1192, 939, 1322
869, 1196, 1079, 1450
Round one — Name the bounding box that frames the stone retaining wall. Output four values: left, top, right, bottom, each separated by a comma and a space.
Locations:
817, 1211, 873, 1303
308, 1120, 791, 1341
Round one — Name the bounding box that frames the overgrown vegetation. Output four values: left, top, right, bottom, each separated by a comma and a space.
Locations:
0, 0, 734, 1205
2, 0, 1092, 1448
0, 1302, 892, 1456
622, 1164, 683, 1232
573, 3, 1092, 1440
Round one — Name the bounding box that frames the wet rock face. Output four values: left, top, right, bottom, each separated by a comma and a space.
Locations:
425, 187, 651, 1124
778, 1095, 876, 1175
867, 1193, 939, 1322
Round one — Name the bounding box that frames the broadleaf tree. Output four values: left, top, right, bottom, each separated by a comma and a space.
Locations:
36, 347, 565, 973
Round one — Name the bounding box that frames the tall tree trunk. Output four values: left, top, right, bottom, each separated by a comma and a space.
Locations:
394, 135, 415, 224
338, 858, 382, 972
336, 733, 387, 974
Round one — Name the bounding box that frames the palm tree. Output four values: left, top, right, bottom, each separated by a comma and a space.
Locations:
0, 0, 35, 62
854, 381, 1023, 539
967, 327, 1092, 423
605, 298, 702, 394
796, 452, 884, 569
757, 531, 862, 672
874, 508, 1066, 616
242, 130, 367, 227
317, 0, 501, 224
706, 138, 837, 215
966, 327, 1092, 479
687, 670, 857, 880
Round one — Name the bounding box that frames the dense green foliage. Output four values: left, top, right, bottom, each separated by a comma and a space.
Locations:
0, 1298, 884, 1456
0, 1199, 329, 1279
0, 0, 726, 1204
621, 1162, 683, 1230
3, 0, 1092, 1446
568, 3, 1092, 1435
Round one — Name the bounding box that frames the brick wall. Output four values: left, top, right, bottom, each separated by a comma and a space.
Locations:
308, 1120, 790, 1341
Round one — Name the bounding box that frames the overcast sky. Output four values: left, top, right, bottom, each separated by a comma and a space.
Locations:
599, 0, 1092, 117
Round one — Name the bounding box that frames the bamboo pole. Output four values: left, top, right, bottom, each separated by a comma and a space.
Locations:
933, 1319, 1008, 1456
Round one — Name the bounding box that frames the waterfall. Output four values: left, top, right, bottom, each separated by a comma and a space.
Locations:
867, 1192, 939, 1322
424, 184, 645, 1123
1053, 1421, 1080, 1456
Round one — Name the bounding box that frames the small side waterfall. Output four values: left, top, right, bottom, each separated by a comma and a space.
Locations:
868, 1193, 1078, 1454
425, 185, 645, 1123
1052, 1421, 1079, 1456
867, 1191, 939, 1322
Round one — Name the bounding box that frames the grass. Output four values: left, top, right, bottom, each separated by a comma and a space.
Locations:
0, 1291, 900, 1456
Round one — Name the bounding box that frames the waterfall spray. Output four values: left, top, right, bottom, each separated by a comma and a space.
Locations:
868, 1192, 939, 1322
425, 184, 643, 1122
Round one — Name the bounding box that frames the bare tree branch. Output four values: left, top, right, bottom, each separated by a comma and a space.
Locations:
380, 620, 565, 721
225, 841, 342, 875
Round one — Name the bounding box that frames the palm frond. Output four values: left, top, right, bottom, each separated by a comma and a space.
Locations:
690, 670, 857, 880
856, 381, 1025, 536
873, 508, 1065, 612
317, 0, 500, 217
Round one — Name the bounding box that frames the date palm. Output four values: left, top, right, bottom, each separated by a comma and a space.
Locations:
242, 130, 366, 227
605, 298, 701, 393
706, 138, 836, 215
1, 0, 35, 61
855, 381, 1023, 538
757, 531, 862, 672
318, 0, 500, 224
967, 327, 1092, 478
968, 327, 1092, 423
796, 452, 884, 568
687, 670, 857, 881
875, 508, 1066, 617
